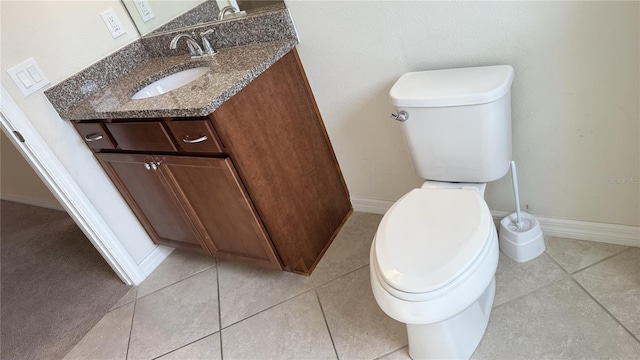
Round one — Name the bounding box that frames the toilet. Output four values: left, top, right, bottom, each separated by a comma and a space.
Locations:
370, 65, 515, 359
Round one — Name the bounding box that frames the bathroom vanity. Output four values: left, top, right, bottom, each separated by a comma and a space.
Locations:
45, 7, 351, 275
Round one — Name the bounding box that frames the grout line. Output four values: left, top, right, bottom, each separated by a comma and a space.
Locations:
313, 288, 340, 360
216, 263, 225, 360
543, 250, 572, 274
569, 277, 640, 344
490, 252, 570, 309
135, 263, 223, 360
135, 262, 217, 302
220, 289, 315, 330
150, 332, 220, 360
569, 246, 633, 275
125, 296, 137, 359
217, 264, 372, 332
311, 263, 371, 290
491, 275, 570, 311
373, 345, 408, 360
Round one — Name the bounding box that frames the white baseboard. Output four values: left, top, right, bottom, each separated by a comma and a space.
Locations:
491, 210, 639, 247
1, 193, 64, 211
350, 196, 393, 215
351, 196, 639, 247
138, 245, 174, 276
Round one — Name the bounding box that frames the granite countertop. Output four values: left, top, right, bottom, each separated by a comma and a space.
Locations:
61, 40, 296, 121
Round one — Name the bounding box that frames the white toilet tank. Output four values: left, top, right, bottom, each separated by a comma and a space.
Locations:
390, 65, 514, 182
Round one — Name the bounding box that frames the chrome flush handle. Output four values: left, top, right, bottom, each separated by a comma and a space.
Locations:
390, 111, 409, 122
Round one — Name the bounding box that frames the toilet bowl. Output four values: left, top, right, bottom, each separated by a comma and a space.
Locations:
373, 65, 514, 359
370, 184, 499, 359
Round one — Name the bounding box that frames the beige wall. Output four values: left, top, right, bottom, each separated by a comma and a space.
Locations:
0, 0, 156, 262
287, 0, 640, 226
1, 131, 58, 206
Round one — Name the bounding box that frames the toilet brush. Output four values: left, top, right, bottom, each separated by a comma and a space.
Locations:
498, 161, 545, 262
511, 161, 524, 229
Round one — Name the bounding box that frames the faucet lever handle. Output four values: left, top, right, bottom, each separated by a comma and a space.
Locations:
199, 29, 217, 55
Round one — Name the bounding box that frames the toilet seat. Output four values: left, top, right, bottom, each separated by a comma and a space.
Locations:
375, 188, 493, 297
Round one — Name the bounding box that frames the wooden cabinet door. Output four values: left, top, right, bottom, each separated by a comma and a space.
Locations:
96, 153, 210, 254
157, 156, 282, 270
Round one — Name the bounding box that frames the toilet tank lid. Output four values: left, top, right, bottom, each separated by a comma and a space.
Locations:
389, 65, 514, 107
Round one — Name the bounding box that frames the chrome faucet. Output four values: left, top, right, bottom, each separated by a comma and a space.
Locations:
169, 32, 216, 59
218, 5, 238, 20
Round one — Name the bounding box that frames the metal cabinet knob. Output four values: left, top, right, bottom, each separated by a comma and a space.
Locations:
182, 135, 208, 144
84, 133, 104, 142
144, 161, 161, 170
390, 111, 409, 122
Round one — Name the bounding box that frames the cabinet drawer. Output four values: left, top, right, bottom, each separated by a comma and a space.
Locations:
105, 122, 177, 152
73, 122, 116, 150
166, 119, 223, 154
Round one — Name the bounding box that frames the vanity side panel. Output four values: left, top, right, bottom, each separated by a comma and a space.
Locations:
209, 49, 352, 274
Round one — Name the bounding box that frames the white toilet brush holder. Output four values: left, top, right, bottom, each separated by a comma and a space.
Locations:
498, 161, 545, 262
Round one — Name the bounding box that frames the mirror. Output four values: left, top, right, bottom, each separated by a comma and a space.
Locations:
122, 0, 284, 37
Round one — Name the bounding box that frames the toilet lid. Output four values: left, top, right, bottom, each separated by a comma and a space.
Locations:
375, 188, 492, 294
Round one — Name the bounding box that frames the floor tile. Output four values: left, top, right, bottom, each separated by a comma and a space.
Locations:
311, 212, 382, 286
221, 291, 336, 360
156, 333, 222, 360
137, 249, 217, 298
217, 260, 313, 328
544, 236, 627, 273
376, 346, 411, 360
472, 278, 640, 359
574, 247, 640, 338
63, 303, 134, 360
128, 268, 219, 360
111, 286, 138, 311
317, 266, 407, 360
494, 252, 567, 306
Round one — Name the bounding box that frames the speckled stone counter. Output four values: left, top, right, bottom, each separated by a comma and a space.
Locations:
45, 5, 297, 121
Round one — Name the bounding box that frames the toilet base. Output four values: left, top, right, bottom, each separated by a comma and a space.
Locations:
407, 277, 495, 360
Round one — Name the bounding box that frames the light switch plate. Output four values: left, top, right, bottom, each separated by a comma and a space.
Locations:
6, 58, 50, 96
100, 8, 127, 38
133, 0, 155, 23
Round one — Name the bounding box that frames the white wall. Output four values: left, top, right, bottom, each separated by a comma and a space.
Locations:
287, 0, 640, 226
0, 0, 156, 262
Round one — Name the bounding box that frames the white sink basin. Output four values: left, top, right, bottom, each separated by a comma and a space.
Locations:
131, 67, 210, 100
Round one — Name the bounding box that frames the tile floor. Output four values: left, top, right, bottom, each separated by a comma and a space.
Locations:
64, 212, 640, 360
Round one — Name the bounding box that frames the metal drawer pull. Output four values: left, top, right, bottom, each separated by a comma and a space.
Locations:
84, 133, 104, 142
182, 135, 208, 144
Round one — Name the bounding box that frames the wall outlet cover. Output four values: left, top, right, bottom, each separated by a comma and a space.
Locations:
133, 0, 155, 23
101, 8, 127, 38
